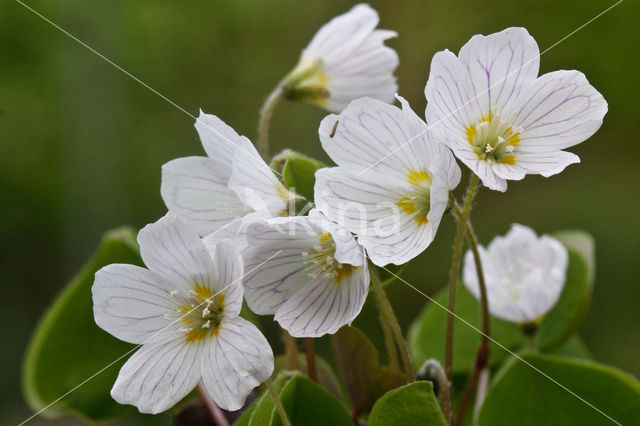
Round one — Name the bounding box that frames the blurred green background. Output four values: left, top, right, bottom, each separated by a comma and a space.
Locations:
2, 0, 639, 424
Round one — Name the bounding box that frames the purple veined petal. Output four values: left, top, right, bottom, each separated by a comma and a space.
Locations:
228, 141, 289, 216
111, 335, 204, 414
161, 156, 249, 236
425, 49, 483, 134
308, 209, 365, 267
206, 240, 244, 317
93, 264, 178, 344
323, 29, 398, 112
201, 317, 274, 411
137, 214, 218, 290
513, 70, 607, 153
195, 110, 256, 177
304, 4, 379, 65
458, 27, 540, 117
274, 262, 370, 338
242, 218, 320, 315
507, 150, 580, 178
314, 167, 407, 236
319, 97, 438, 182
202, 209, 273, 254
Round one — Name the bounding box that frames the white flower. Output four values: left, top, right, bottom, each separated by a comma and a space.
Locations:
241, 209, 369, 337
425, 27, 607, 191
463, 224, 568, 324
92, 215, 273, 413
283, 3, 398, 113
314, 96, 461, 266
161, 111, 298, 239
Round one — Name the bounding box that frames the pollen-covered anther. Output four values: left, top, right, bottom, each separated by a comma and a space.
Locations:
169, 289, 178, 297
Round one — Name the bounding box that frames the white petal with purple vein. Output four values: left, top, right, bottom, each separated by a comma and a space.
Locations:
201, 317, 274, 411
111, 335, 204, 414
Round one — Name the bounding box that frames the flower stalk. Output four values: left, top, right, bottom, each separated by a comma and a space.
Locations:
455, 217, 491, 425
444, 173, 479, 425
281, 328, 301, 372
265, 377, 292, 426
257, 85, 284, 160
304, 338, 318, 383
370, 265, 413, 380
198, 381, 230, 426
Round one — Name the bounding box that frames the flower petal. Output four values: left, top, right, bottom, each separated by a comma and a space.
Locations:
242, 218, 319, 315
425, 49, 482, 136
512, 150, 580, 178
274, 264, 369, 337
161, 156, 248, 236
195, 111, 256, 177
111, 336, 203, 414
93, 264, 176, 344
137, 214, 217, 290
207, 239, 244, 317
458, 27, 540, 116
308, 209, 365, 267
514, 70, 607, 152
228, 142, 289, 216
319, 97, 443, 182
201, 317, 274, 411
304, 4, 379, 65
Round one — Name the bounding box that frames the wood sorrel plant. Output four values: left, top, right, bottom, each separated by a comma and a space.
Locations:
23, 4, 640, 426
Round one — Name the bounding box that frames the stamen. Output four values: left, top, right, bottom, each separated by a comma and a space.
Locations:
202, 320, 211, 329
168, 289, 178, 297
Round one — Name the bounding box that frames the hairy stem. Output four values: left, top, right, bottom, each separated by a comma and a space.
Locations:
304, 338, 318, 383
444, 173, 479, 425
370, 265, 413, 380
281, 328, 301, 371
257, 85, 284, 160
455, 218, 491, 425
265, 377, 291, 426
197, 381, 229, 426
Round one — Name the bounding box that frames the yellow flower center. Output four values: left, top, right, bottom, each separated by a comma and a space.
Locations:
397, 170, 432, 226
466, 111, 522, 164
301, 232, 354, 283
165, 282, 225, 343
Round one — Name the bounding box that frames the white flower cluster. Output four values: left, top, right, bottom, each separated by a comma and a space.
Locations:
92, 4, 606, 416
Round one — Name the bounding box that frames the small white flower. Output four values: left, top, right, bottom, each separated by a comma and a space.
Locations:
425, 27, 607, 191
161, 111, 298, 240
314, 96, 461, 266
242, 210, 369, 337
283, 3, 398, 112
463, 224, 568, 324
92, 215, 273, 413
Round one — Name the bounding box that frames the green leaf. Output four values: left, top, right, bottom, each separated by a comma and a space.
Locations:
273, 354, 343, 400
22, 227, 141, 421
537, 232, 594, 351
242, 372, 294, 426
243, 372, 352, 426
271, 149, 326, 201
478, 354, 640, 426
408, 283, 525, 376
552, 336, 592, 360
273, 374, 352, 426
332, 326, 404, 415
368, 381, 446, 426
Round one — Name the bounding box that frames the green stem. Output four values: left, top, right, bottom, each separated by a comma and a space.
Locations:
370, 265, 413, 380
455, 218, 491, 426
265, 377, 291, 426
257, 85, 284, 161
281, 328, 301, 371
380, 306, 400, 376
444, 173, 479, 425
